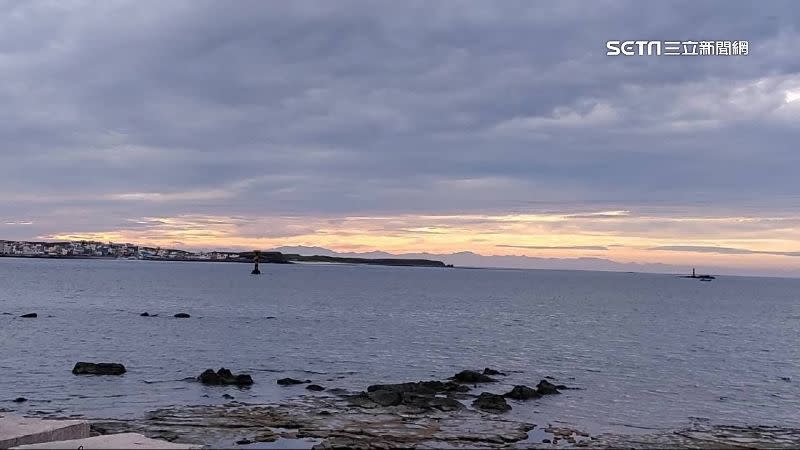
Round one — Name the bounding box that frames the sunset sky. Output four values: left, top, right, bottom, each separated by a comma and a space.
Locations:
3, 1, 800, 276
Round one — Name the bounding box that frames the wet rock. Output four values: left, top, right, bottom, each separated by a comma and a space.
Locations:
505, 385, 541, 400
198, 368, 254, 386
222, 394, 235, 399
483, 367, 506, 376
781, 376, 791, 382
72, 362, 126, 375
20, 313, 37, 318
277, 378, 309, 386
452, 370, 495, 383
236, 438, 252, 445
306, 384, 325, 391
349, 381, 469, 411
367, 389, 401, 407
367, 380, 469, 395
174, 313, 191, 318
536, 379, 562, 395
472, 392, 511, 412
266, 316, 276, 319
13, 397, 27, 403
140, 312, 150, 317
542, 438, 551, 443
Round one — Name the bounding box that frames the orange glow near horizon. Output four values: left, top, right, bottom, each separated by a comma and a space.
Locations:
37, 210, 800, 273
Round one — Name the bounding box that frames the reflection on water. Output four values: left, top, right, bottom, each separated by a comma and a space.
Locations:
1, 258, 799, 437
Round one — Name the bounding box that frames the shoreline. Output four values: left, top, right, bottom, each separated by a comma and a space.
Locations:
0, 253, 451, 269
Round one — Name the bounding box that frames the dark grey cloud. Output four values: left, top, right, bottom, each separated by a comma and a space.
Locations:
1, 0, 800, 235
650, 246, 800, 257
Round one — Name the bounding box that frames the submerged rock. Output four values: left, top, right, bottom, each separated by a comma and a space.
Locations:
199, 368, 254, 386
140, 312, 150, 317
72, 362, 127, 375
536, 379, 562, 395
277, 378, 309, 386
306, 384, 325, 391
473, 392, 511, 412
174, 313, 191, 318
20, 313, 37, 318
483, 367, 506, 376
505, 385, 541, 400
13, 397, 27, 403
452, 370, 495, 383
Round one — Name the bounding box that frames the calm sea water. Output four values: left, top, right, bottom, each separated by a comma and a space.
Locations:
1, 258, 799, 436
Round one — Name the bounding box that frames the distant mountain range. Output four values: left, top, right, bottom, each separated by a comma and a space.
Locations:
268, 246, 798, 278
270, 246, 683, 273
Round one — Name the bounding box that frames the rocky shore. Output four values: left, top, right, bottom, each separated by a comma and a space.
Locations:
14, 364, 800, 449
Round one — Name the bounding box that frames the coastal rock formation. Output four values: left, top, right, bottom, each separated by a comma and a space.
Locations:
277, 378, 309, 386
174, 313, 191, 318
483, 367, 506, 376
346, 380, 469, 411
504, 385, 541, 400
536, 379, 563, 395
472, 392, 511, 412
452, 370, 495, 383
72, 362, 127, 375
306, 384, 325, 391
20, 313, 37, 318
140, 312, 150, 317
13, 397, 27, 403
198, 368, 254, 386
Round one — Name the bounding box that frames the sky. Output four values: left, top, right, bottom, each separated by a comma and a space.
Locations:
2, 1, 800, 276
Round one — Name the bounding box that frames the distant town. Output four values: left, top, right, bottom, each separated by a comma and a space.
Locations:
0, 239, 241, 261
0, 239, 449, 267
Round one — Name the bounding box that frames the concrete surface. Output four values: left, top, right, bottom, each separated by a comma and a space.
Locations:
0, 415, 89, 449
10, 432, 202, 449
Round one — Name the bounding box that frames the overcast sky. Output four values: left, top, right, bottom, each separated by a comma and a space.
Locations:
2, 1, 800, 275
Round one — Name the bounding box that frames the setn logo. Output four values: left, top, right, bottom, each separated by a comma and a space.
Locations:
606, 40, 662, 56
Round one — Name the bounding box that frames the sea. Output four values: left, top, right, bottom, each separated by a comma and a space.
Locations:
2, 257, 799, 441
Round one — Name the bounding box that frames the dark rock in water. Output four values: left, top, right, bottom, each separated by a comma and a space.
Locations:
352, 380, 468, 411
2, 312, 12, 315
236, 438, 252, 445
222, 393, 235, 399
306, 384, 325, 391
505, 385, 541, 400
452, 370, 495, 383
781, 376, 791, 382
483, 367, 506, 376
346, 393, 378, 408
20, 313, 37, 318
472, 392, 511, 412
266, 316, 276, 319
277, 378, 309, 386
536, 379, 561, 395
13, 397, 27, 403
140, 312, 150, 317
174, 313, 191, 318
72, 362, 126, 375
367, 380, 469, 395
198, 368, 254, 386
367, 389, 401, 407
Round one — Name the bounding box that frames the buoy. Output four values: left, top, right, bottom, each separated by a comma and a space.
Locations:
251, 250, 261, 275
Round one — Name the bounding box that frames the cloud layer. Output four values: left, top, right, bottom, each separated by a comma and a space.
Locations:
2, 1, 800, 275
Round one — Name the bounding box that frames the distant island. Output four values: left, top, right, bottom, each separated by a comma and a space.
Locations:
0, 239, 450, 268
